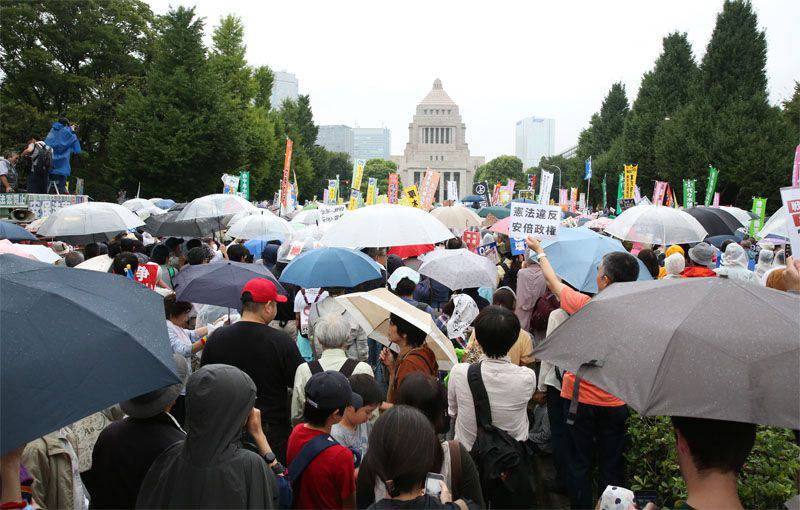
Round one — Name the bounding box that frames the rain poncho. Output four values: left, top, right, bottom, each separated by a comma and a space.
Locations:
136, 364, 278, 508
663, 253, 685, 279
714, 243, 759, 284
754, 249, 775, 280
44, 122, 81, 176
446, 294, 479, 341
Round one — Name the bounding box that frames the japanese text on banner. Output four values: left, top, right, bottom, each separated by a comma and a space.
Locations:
623, 164, 637, 199
683, 179, 697, 209
539, 170, 553, 205
366, 178, 377, 205
447, 181, 458, 202
462, 230, 480, 252
319, 203, 346, 224
388, 174, 399, 204
652, 181, 667, 206
419, 169, 440, 210
780, 186, 800, 256
749, 198, 767, 236
348, 189, 361, 210
476, 242, 500, 264
403, 185, 420, 208
327, 179, 338, 204
508, 202, 561, 240
704, 166, 719, 207
281, 138, 293, 207
351, 159, 366, 191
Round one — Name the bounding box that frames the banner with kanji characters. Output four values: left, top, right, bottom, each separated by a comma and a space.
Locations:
281, 138, 293, 207
239, 170, 250, 200
569, 187, 578, 213
491, 183, 502, 206
653, 181, 667, 206
134, 262, 159, 289
704, 165, 719, 207
749, 197, 767, 236
447, 181, 458, 202
419, 169, 441, 210
462, 230, 480, 252
780, 186, 800, 256
327, 179, 338, 205
351, 159, 366, 191
683, 179, 697, 209
403, 185, 420, 208
508, 202, 561, 240
365, 178, 377, 205
616, 173, 624, 214
348, 189, 361, 210
388, 174, 399, 204
319, 203, 346, 224
623, 164, 637, 199
713, 192, 720, 207
539, 171, 553, 205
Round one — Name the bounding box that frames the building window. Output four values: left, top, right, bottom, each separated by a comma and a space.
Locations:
454, 172, 461, 197
448, 109, 451, 114
434, 128, 439, 144
414, 171, 421, 186
445, 128, 450, 144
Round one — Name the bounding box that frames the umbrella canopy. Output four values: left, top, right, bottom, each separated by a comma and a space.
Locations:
75, 254, 114, 272
152, 198, 176, 210
5, 242, 61, 264
540, 227, 653, 294
243, 237, 285, 260
718, 206, 756, 228
143, 210, 220, 238
291, 209, 320, 227
37, 202, 144, 243
0, 255, 180, 453
121, 198, 154, 212
176, 193, 256, 221
584, 217, 612, 231
604, 204, 707, 245
0, 240, 36, 260
418, 248, 497, 290
756, 206, 788, 240
25, 216, 47, 234
684, 207, 742, 237
461, 195, 484, 203
534, 278, 799, 428
279, 247, 382, 288
388, 244, 434, 260
476, 206, 510, 219
172, 260, 287, 309
226, 208, 275, 227
227, 214, 293, 240
489, 216, 511, 235
705, 232, 745, 249
0, 220, 37, 241
336, 288, 458, 369
430, 205, 482, 230
320, 204, 454, 249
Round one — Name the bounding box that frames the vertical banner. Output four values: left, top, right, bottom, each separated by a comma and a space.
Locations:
578, 192, 586, 211
538, 170, 553, 205
527, 173, 536, 190
623, 164, 637, 199
281, 138, 293, 207
713, 192, 720, 207
569, 187, 578, 213
447, 181, 458, 202
491, 183, 502, 206
683, 179, 697, 209
616, 173, 624, 215
506, 179, 516, 199
793, 145, 800, 187
348, 189, 361, 210
403, 185, 420, 208
664, 184, 674, 208
780, 186, 800, 255
601, 174, 607, 210
351, 158, 366, 192
366, 177, 377, 205
559, 188, 568, 207
585, 156, 592, 180
749, 198, 767, 236
634, 186, 642, 204
239, 170, 250, 200
419, 169, 441, 210
704, 165, 719, 206
75, 177, 84, 196
473, 181, 491, 208
323, 189, 330, 204
388, 173, 399, 204
327, 179, 338, 205
652, 181, 667, 206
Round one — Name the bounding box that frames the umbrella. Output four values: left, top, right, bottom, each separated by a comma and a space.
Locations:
705, 232, 745, 249
540, 227, 653, 294
685, 207, 742, 237
430, 205, 482, 230
226, 208, 275, 227
143, 210, 220, 238
227, 214, 293, 240
37, 202, 144, 243
176, 193, 257, 221
75, 254, 114, 272
562, 210, 580, 218
533, 278, 799, 429
335, 288, 458, 369
320, 204, 454, 249
1, 255, 180, 453
291, 209, 320, 227
6, 243, 61, 264
756, 206, 788, 240
461, 195, 485, 203
476, 206, 510, 219
121, 198, 154, 212
488, 216, 511, 235
135, 205, 167, 220
0, 240, 36, 260
243, 237, 285, 259
388, 244, 434, 259
279, 247, 382, 288
584, 217, 612, 231
604, 204, 707, 245
0, 220, 37, 241
172, 260, 287, 309
152, 198, 176, 210
25, 216, 47, 234
504, 199, 535, 208
718, 206, 756, 228
418, 248, 497, 290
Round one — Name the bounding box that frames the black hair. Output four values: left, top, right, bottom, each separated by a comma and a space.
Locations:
637, 249, 660, 279
600, 251, 640, 284
492, 287, 516, 311
671, 416, 756, 474
150, 244, 170, 265
720, 239, 734, 253
349, 373, 383, 407
187, 246, 208, 265
366, 247, 387, 260
445, 237, 464, 250
394, 277, 417, 297
165, 237, 183, 251
131, 240, 145, 254
185, 238, 202, 251
163, 294, 192, 319
361, 406, 443, 497
58, 115, 70, 126
303, 401, 346, 428
112, 252, 138, 276
83, 243, 100, 260
442, 299, 455, 317
119, 237, 135, 253
389, 312, 427, 348
107, 240, 121, 258
227, 243, 248, 263
64, 251, 84, 268
96, 242, 108, 255
395, 373, 448, 434
473, 305, 520, 358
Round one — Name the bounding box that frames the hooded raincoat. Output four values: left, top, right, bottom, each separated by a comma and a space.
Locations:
44, 122, 81, 177
714, 243, 759, 284
136, 364, 278, 509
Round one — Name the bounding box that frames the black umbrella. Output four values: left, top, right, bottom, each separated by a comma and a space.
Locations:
144, 210, 221, 237
685, 207, 742, 237
172, 260, 287, 309
0, 220, 37, 241
1, 254, 179, 453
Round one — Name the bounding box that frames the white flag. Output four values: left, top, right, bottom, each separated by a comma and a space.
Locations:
539, 170, 554, 205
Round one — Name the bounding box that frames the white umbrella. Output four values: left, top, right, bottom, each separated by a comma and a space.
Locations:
121, 198, 154, 212
135, 205, 167, 220
0, 241, 60, 264
227, 214, 293, 240
26, 216, 47, 234
75, 254, 113, 272
430, 205, 482, 230
718, 206, 754, 228
226, 208, 275, 227
176, 194, 257, 221
291, 209, 320, 227
37, 202, 144, 242
418, 248, 498, 290
335, 288, 458, 369
320, 204, 454, 248
604, 204, 707, 245
756, 206, 788, 240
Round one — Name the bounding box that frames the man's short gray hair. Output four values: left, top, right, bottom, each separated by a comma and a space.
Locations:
314, 312, 349, 349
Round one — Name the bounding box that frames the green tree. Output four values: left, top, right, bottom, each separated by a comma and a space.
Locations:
474, 155, 525, 185
577, 82, 630, 161
782, 81, 800, 134
253, 65, 274, 110
108, 6, 246, 200
360, 158, 397, 195
280, 95, 318, 151
209, 15, 256, 106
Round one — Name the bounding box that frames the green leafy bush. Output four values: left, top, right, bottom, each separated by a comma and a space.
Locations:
625, 414, 799, 509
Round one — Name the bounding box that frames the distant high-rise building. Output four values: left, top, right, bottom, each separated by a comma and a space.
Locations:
515, 117, 555, 170
270, 71, 299, 108
317, 125, 354, 158
353, 128, 391, 161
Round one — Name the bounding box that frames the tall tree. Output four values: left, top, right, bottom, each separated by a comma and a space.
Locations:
360, 158, 397, 195
474, 155, 525, 185
281, 95, 318, 151
253, 65, 275, 110
577, 82, 629, 161
209, 15, 256, 106
782, 82, 800, 134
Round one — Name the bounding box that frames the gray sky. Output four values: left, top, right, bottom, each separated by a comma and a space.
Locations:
147, 0, 798, 160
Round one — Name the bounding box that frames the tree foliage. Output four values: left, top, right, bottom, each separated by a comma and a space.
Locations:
474, 155, 525, 185
360, 158, 398, 194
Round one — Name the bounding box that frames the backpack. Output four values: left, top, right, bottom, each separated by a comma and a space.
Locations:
529, 290, 560, 332
31, 141, 53, 175
307, 358, 359, 378
467, 362, 536, 508
299, 289, 322, 336
283, 433, 342, 509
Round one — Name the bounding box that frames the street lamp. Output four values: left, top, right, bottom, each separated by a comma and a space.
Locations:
544, 164, 562, 191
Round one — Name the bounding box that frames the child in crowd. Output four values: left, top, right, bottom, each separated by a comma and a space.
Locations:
331, 374, 383, 462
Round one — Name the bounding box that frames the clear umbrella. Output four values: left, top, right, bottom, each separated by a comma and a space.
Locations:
604, 204, 707, 245
176, 194, 257, 221
418, 248, 497, 290
226, 214, 293, 240
291, 209, 320, 227
320, 203, 454, 248
37, 202, 144, 242
430, 205, 482, 230
135, 205, 167, 220
756, 206, 788, 240
718, 206, 755, 228
226, 208, 275, 227
121, 198, 154, 212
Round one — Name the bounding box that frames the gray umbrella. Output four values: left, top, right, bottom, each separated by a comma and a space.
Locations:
172, 260, 287, 309
0, 254, 179, 453
534, 278, 799, 428
143, 210, 222, 238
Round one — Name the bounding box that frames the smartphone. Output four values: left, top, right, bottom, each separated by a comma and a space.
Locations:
634, 490, 657, 509
424, 472, 445, 497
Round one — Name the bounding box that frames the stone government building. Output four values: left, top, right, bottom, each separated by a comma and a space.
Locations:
391, 79, 484, 200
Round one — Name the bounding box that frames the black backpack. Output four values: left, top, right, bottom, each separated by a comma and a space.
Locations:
31, 141, 53, 175
467, 362, 536, 509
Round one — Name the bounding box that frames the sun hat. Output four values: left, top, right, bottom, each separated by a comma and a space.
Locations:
687, 242, 714, 268
120, 353, 189, 419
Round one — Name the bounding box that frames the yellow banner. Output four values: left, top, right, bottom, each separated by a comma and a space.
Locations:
348, 189, 361, 210
352, 159, 366, 191
403, 185, 421, 208
623, 164, 638, 199
365, 178, 377, 206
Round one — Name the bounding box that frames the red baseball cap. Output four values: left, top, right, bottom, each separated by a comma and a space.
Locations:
241, 278, 287, 303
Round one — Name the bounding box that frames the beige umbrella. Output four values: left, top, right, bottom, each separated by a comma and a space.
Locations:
75, 254, 113, 272
430, 204, 482, 231
336, 288, 458, 370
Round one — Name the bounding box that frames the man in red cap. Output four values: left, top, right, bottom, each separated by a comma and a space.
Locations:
201, 277, 304, 464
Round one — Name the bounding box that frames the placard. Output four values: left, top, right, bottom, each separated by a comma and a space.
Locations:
351, 159, 366, 191
403, 185, 420, 208
319, 203, 346, 224
620, 198, 636, 211
473, 181, 490, 208
623, 164, 638, 199
419, 169, 441, 210
388, 173, 399, 204
508, 202, 561, 240
780, 186, 800, 256
447, 181, 458, 202
134, 262, 159, 290
539, 171, 553, 205
462, 230, 480, 252
476, 241, 500, 264
653, 181, 667, 206
366, 177, 377, 206
510, 237, 526, 256
348, 189, 361, 210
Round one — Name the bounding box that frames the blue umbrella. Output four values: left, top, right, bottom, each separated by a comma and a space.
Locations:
153, 199, 176, 209
172, 260, 287, 309
244, 237, 285, 259
0, 220, 37, 241
705, 232, 745, 249
1, 254, 179, 454
541, 227, 653, 294
504, 198, 536, 208
279, 247, 382, 288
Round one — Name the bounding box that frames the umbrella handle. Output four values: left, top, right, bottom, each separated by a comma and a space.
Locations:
566, 360, 605, 425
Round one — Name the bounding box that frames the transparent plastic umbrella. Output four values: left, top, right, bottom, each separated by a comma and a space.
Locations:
226, 214, 293, 240
176, 194, 257, 221
226, 208, 275, 227
320, 204, 454, 248
37, 202, 144, 242
418, 248, 498, 290
121, 198, 154, 212
756, 206, 788, 240
291, 209, 320, 227
604, 204, 707, 246
430, 205, 482, 230
718, 206, 755, 228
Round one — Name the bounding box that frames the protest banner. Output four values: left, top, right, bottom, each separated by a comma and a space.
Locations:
506, 179, 516, 198
366, 178, 377, 205
713, 192, 720, 207
388, 173, 399, 204
601, 174, 608, 209
749, 197, 767, 236
569, 187, 578, 213
620, 198, 636, 211
527, 173, 536, 191
75, 178, 84, 196
683, 179, 697, 209
559, 188, 568, 208
585, 156, 592, 180
491, 183, 502, 206
780, 186, 800, 256
508, 201, 561, 241
473, 181, 491, 207
327, 179, 338, 204
462, 230, 480, 252
351, 159, 366, 191
664, 184, 674, 208
539, 170, 553, 205
653, 181, 667, 206
403, 185, 420, 208
239, 170, 250, 200
509, 237, 526, 256
633, 186, 642, 204
222, 173, 240, 194
419, 169, 441, 210
134, 262, 159, 290
476, 242, 500, 264
498, 188, 511, 205
319, 203, 346, 225
793, 145, 800, 187
623, 164, 637, 199
281, 138, 293, 207
704, 165, 719, 206
323, 189, 329, 204
447, 180, 458, 202
615, 173, 624, 214
579, 193, 586, 212
348, 189, 361, 210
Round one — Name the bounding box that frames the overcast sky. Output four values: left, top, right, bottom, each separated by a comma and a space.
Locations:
147, 0, 798, 160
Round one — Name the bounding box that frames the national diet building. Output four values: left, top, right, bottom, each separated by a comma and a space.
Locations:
391, 79, 484, 200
